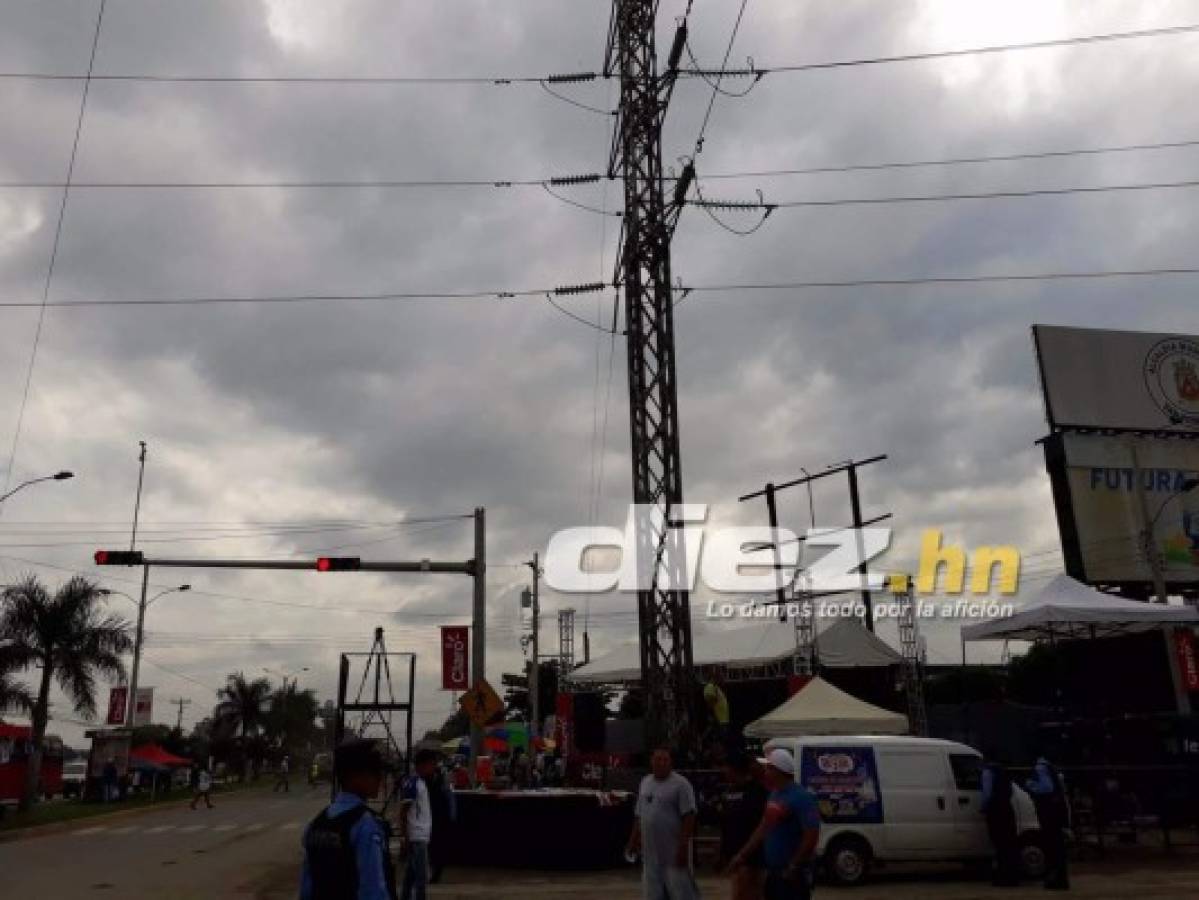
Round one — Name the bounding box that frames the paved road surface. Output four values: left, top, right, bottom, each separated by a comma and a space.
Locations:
1, 786, 326, 899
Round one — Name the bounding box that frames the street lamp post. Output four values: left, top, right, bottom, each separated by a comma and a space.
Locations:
0, 470, 73, 505
102, 582, 190, 726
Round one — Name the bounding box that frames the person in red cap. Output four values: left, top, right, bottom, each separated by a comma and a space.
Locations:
727, 748, 821, 900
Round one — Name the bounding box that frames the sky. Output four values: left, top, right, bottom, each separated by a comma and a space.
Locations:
1, 0, 1198, 747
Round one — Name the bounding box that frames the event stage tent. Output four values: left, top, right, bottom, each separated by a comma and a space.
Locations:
743, 676, 909, 739
961, 574, 1199, 642
569, 616, 901, 685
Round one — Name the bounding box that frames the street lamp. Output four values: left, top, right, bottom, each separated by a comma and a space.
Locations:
264, 666, 310, 691
101, 583, 190, 726
0, 470, 74, 505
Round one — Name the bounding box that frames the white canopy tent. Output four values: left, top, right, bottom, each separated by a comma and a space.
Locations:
743, 676, 909, 739
961, 574, 1199, 642
569, 616, 901, 685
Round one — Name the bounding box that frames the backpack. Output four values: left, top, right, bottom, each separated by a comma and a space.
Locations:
303, 805, 397, 900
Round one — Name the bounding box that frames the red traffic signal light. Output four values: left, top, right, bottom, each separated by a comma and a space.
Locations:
316, 557, 361, 572
94, 550, 145, 566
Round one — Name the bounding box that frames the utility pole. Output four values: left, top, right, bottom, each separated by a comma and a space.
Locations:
470, 507, 487, 776
558, 608, 576, 673
131, 441, 146, 551
171, 697, 191, 732
126, 563, 150, 727
606, 0, 697, 754
525, 552, 541, 739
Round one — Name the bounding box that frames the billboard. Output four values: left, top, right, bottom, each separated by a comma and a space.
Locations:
1044, 432, 1199, 587
1033, 325, 1199, 433
440, 625, 469, 690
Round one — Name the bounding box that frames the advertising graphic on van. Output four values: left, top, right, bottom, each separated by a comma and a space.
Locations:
800, 746, 884, 825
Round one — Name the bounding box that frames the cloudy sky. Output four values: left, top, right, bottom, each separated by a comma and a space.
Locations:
2, 0, 1198, 745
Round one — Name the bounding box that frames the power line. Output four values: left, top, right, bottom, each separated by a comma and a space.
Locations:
2, 266, 1199, 312
2, 137, 1195, 192
690, 0, 752, 158
1, 0, 106, 500
4, 22, 1196, 86
681, 22, 1199, 78
693, 176, 1199, 211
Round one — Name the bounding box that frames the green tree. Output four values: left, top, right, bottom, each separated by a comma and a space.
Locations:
217, 672, 272, 778
0, 575, 131, 810
265, 681, 319, 757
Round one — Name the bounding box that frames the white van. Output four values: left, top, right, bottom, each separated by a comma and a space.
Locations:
763, 735, 1045, 885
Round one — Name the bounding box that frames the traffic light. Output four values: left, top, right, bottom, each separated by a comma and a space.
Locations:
94, 550, 145, 566
316, 557, 361, 572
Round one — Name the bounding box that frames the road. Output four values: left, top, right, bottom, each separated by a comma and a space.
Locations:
0, 785, 325, 900
5, 789, 1198, 899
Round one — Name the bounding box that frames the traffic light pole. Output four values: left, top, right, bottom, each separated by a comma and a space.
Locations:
97, 511, 489, 765
125, 563, 150, 726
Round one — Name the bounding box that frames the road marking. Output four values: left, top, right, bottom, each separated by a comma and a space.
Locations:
146, 825, 177, 834
280, 821, 302, 830
244, 823, 265, 832
108, 825, 138, 834
72, 826, 107, 835
178, 824, 206, 833
213, 824, 237, 832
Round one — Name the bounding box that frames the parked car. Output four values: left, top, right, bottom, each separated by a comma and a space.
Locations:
763, 735, 1045, 886
62, 760, 88, 799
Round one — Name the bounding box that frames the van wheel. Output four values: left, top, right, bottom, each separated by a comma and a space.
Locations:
824, 835, 872, 886
1019, 834, 1047, 880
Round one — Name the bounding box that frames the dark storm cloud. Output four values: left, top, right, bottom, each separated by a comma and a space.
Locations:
3, 1, 1199, 741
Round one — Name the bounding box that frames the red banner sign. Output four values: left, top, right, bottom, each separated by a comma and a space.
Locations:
441, 626, 469, 690
1175, 629, 1199, 692
106, 687, 127, 725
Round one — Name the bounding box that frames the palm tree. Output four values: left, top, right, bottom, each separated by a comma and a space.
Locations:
217, 672, 271, 778
266, 682, 318, 754
0, 644, 33, 716
0, 575, 131, 810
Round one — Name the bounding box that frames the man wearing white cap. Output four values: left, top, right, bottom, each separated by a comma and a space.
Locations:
728, 748, 821, 900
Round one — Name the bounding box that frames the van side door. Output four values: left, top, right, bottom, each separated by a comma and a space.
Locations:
948, 752, 990, 855
873, 749, 957, 857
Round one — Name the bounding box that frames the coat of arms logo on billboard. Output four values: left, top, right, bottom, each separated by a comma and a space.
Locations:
1144, 338, 1199, 427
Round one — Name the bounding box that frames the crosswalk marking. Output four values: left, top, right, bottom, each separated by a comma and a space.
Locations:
145, 825, 177, 834
178, 825, 206, 833
72, 826, 107, 835
243, 823, 264, 832
279, 821, 302, 830
108, 825, 137, 835
213, 824, 237, 832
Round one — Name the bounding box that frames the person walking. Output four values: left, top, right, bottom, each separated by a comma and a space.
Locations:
274, 755, 291, 793
299, 739, 395, 900
982, 759, 1020, 887
1025, 756, 1070, 891
398, 749, 438, 900
728, 748, 820, 900
190, 765, 214, 810
718, 750, 768, 900
425, 760, 456, 885
625, 746, 700, 900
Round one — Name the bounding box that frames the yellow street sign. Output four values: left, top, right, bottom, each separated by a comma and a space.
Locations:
459, 678, 504, 727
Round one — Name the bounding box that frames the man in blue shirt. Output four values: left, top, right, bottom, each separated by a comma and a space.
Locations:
300, 739, 396, 900
728, 748, 821, 900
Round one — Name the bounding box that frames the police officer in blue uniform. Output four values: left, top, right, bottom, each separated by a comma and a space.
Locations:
300, 739, 397, 900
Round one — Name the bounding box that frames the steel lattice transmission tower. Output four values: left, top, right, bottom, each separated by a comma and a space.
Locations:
605, 0, 697, 752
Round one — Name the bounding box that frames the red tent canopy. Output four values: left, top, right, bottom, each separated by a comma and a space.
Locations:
130, 743, 190, 767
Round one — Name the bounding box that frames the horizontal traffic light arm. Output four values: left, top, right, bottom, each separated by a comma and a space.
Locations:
94, 550, 145, 566
93, 554, 476, 575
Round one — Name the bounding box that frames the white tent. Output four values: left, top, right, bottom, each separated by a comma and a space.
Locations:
961, 574, 1199, 642
569, 616, 901, 685
743, 676, 908, 739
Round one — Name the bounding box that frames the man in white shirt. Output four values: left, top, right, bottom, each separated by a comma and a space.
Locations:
626, 746, 700, 900
399, 750, 438, 900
